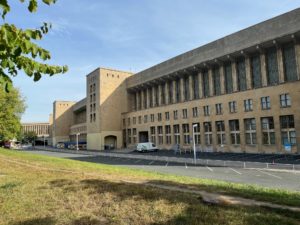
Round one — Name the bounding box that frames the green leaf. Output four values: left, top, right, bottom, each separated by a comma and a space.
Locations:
28, 0, 38, 12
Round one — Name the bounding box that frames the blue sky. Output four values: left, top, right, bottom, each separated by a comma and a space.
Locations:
5, 0, 300, 122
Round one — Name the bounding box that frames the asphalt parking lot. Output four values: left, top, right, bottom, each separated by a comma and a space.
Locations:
23, 150, 300, 192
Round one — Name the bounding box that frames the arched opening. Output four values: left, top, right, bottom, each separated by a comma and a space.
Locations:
104, 135, 117, 150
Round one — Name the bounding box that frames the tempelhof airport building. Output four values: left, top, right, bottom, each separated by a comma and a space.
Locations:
50, 9, 300, 154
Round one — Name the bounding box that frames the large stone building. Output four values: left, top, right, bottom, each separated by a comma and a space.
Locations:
50, 8, 300, 154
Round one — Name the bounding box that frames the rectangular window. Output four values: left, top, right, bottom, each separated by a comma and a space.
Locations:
138, 91, 142, 110
149, 88, 153, 108
229, 120, 240, 145
165, 112, 170, 121
237, 58, 247, 91
224, 63, 233, 94
245, 118, 257, 145
150, 114, 154, 122
161, 83, 166, 105
127, 129, 131, 144
244, 99, 253, 112
204, 122, 212, 145
192, 107, 198, 117
138, 116, 142, 124
174, 124, 180, 144
282, 43, 298, 82
133, 117, 136, 125
133, 128, 137, 144
216, 121, 226, 145
168, 81, 173, 104
165, 125, 171, 144
143, 89, 147, 109
261, 96, 271, 110
280, 94, 291, 107
251, 54, 262, 88
173, 110, 178, 120
127, 118, 130, 126
184, 76, 189, 101
203, 105, 210, 116
261, 117, 275, 145
158, 126, 163, 145
215, 103, 223, 115
122, 118, 126, 127
192, 74, 199, 99
182, 124, 190, 144
192, 123, 201, 144
280, 115, 296, 145
175, 79, 181, 103
150, 126, 156, 144
266, 47, 279, 85
144, 115, 148, 123
202, 70, 210, 97
213, 67, 221, 96
155, 86, 159, 107
182, 109, 188, 119
157, 113, 162, 122
229, 101, 237, 113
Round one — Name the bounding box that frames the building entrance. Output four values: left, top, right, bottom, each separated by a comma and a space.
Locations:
139, 131, 149, 142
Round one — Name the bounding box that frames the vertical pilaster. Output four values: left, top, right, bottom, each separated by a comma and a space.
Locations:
208, 68, 214, 97
189, 74, 193, 100
180, 77, 184, 102
277, 46, 285, 83
198, 71, 203, 98
219, 65, 225, 95
260, 51, 268, 87
141, 90, 145, 109
146, 88, 151, 108
165, 82, 170, 104
158, 84, 162, 106
172, 80, 176, 103
294, 41, 300, 80
152, 86, 156, 107
231, 60, 238, 92
245, 56, 252, 90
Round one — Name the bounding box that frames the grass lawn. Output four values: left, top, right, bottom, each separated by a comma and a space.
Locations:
0, 148, 299, 225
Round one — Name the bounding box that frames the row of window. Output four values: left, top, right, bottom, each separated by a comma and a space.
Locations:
126, 115, 296, 146
89, 82, 97, 123
125, 94, 291, 126
133, 43, 298, 111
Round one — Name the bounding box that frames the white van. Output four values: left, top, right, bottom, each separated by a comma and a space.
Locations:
136, 142, 158, 152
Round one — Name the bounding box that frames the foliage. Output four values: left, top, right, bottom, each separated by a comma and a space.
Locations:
0, 87, 26, 141
23, 130, 37, 143
0, 0, 68, 92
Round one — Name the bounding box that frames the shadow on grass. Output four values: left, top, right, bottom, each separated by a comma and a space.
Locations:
45, 178, 300, 225
12, 217, 55, 225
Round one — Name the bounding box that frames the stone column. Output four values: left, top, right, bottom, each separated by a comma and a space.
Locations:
136, 91, 140, 110
277, 46, 285, 83
245, 56, 252, 90
180, 77, 184, 102
147, 88, 151, 108
152, 86, 156, 107
188, 74, 194, 100
260, 51, 268, 87
172, 79, 176, 103
198, 71, 203, 98
219, 65, 225, 95
294, 41, 300, 80
158, 84, 162, 106
231, 60, 238, 92
208, 68, 214, 97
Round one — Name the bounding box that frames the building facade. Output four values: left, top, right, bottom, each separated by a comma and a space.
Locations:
51, 9, 300, 154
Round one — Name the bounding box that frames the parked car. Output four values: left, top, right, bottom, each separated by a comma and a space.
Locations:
136, 142, 158, 152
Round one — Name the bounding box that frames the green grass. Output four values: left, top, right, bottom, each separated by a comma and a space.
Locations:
0, 148, 300, 225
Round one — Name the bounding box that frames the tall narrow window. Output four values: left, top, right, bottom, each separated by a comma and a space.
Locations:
150, 126, 156, 144
266, 47, 279, 85
280, 94, 291, 108
161, 83, 166, 105
261, 96, 271, 110
155, 86, 159, 107
138, 91, 142, 110
143, 89, 147, 108
215, 103, 223, 115
157, 113, 162, 122
149, 88, 153, 108
204, 122, 212, 145
173, 110, 178, 120
213, 67, 221, 96
229, 120, 240, 145
165, 112, 170, 121
127, 129, 132, 144
174, 125, 180, 144
150, 114, 154, 122
216, 121, 226, 145
229, 101, 237, 113
203, 105, 210, 116
182, 109, 188, 119
192, 74, 199, 99
133, 128, 137, 144
244, 99, 253, 112
165, 125, 171, 144
280, 115, 296, 145
251, 54, 262, 88
182, 124, 190, 144
168, 81, 173, 104
158, 126, 163, 145
245, 118, 256, 145
237, 58, 247, 91
261, 117, 275, 145
202, 70, 210, 97
175, 79, 181, 103
193, 123, 201, 144
224, 63, 233, 94
192, 107, 198, 117
283, 43, 298, 82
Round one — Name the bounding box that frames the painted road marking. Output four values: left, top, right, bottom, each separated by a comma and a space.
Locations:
206, 166, 213, 172
229, 168, 242, 175
256, 169, 282, 179
149, 161, 154, 165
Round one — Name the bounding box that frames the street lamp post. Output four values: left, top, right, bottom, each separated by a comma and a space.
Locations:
192, 124, 198, 165
76, 133, 80, 151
